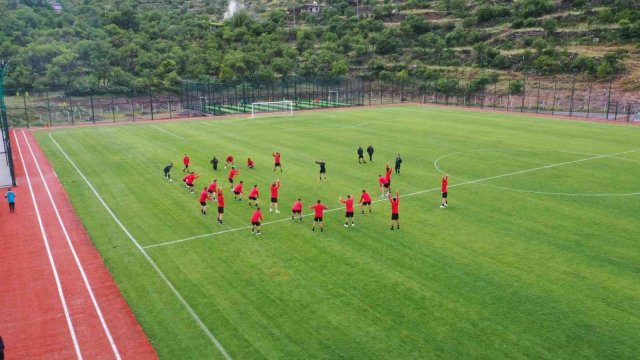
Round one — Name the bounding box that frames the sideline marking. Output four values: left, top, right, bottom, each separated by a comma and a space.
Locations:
149, 148, 640, 249
14, 131, 83, 360
48, 133, 233, 360
434, 148, 640, 196
22, 131, 122, 360
150, 125, 185, 140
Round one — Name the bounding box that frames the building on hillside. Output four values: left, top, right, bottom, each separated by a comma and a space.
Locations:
299, 2, 324, 14
50, 1, 62, 13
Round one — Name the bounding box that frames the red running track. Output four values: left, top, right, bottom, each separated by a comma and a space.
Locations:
0, 130, 157, 359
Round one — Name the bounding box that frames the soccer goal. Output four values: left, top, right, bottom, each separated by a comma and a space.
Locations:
251, 101, 294, 118
328, 90, 340, 103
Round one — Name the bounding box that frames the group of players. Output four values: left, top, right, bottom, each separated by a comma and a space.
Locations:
162, 149, 449, 235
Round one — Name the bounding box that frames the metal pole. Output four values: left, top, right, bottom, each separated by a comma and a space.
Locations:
506, 76, 511, 111
551, 80, 557, 115
605, 82, 613, 120
149, 92, 154, 120
586, 81, 592, 118
90, 92, 96, 124
130, 92, 135, 121
22, 91, 29, 128
111, 94, 116, 122
613, 102, 619, 120
0, 60, 17, 185
45, 91, 53, 127
520, 74, 526, 112
535, 80, 541, 113
568, 74, 576, 116
493, 81, 497, 109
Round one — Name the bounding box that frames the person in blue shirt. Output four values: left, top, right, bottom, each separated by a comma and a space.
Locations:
5, 188, 15, 213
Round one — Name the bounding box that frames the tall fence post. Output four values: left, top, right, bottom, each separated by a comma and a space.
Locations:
22, 91, 29, 128
605, 81, 613, 120
69, 97, 75, 125
111, 94, 116, 123
551, 79, 557, 115
45, 91, 53, 127
506, 76, 511, 111
130, 92, 135, 122
90, 92, 96, 124
568, 74, 576, 116
586, 81, 592, 118
520, 74, 526, 112
149, 92, 154, 120
535, 80, 541, 113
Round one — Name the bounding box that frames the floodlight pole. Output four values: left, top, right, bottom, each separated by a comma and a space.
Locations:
0, 60, 17, 186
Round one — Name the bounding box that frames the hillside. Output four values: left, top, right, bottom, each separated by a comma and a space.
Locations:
0, 0, 638, 95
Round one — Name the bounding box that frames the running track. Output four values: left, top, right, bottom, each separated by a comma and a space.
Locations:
0, 130, 157, 359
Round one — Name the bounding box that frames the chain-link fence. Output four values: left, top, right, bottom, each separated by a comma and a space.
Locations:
4, 90, 187, 127
184, 75, 640, 121
4, 75, 640, 127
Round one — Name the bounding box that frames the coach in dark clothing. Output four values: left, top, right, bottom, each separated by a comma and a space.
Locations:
357, 146, 365, 164
1, 335, 5, 360
367, 145, 374, 161
395, 154, 402, 174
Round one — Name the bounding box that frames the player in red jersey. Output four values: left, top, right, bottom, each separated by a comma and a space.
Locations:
199, 187, 212, 215
250, 207, 264, 235
389, 191, 400, 230
207, 179, 218, 201
385, 165, 393, 188
269, 179, 281, 213
310, 200, 328, 232
225, 155, 234, 169
182, 171, 199, 193
216, 189, 225, 224
182, 154, 190, 172
440, 174, 448, 208
339, 195, 355, 227
273, 152, 282, 172
248, 184, 259, 207
359, 189, 372, 215
247, 157, 255, 169
378, 174, 390, 198
291, 198, 303, 222
233, 181, 244, 201
228, 166, 240, 190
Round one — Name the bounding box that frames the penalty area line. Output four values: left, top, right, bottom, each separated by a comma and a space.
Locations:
149, 148, 640, 249
150, 125, 185, 140
48, 133, 233, 360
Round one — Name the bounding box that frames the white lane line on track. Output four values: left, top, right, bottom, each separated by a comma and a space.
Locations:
150, 125, 185, 140
22, 131, 121, 360
147, 148, 640, 249
48, 133, 233, 360
14, 130, 83, 360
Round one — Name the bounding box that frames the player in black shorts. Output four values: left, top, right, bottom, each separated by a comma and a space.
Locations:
357, 146, 365, 164
163, 162, 173, 181
315, 159, 327, 181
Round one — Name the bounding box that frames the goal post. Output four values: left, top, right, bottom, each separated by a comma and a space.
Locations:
251, 101, 294, 118
328, 90, 339, 103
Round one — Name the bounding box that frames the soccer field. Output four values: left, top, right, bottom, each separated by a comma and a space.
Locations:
35, 106, 640, 359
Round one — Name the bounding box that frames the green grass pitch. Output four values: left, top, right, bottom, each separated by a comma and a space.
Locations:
35, 106, 640, 359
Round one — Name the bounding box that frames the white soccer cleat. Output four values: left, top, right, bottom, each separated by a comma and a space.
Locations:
440, 205, 445, 208
269, 208, 273, 212
351, 223, 355, 227
344, 224, 348, 227
276, 210, 280, 214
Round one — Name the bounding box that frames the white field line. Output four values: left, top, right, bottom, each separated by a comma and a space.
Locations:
22, 131, 122, 360
13, 131, 83, 360
147, 148, 639, 249
48, 134, 232, 360
150, 125, 185, 140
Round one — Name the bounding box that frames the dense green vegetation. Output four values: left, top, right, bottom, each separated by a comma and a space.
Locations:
1, 0, 638, 94
36, 107, 640, 358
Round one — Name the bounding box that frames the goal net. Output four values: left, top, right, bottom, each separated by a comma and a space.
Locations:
251, 101, 294, 118
328, 90, 340, 103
